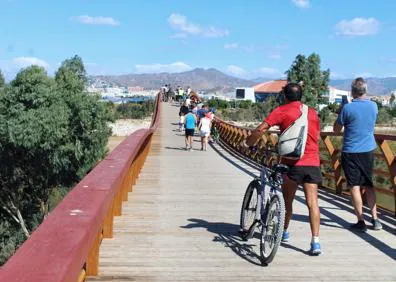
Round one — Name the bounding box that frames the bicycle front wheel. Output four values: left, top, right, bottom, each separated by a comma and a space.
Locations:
240, 180, 261, 240
260, 192, 285, 265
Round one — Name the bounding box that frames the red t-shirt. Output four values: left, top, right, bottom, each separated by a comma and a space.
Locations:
265, 101, 320, 167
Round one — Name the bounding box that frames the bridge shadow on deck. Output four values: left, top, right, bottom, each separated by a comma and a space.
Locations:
181, 218, 263, 266
209, 140, 396, 261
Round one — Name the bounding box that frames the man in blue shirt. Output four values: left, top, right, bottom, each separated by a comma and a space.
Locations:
184, 109, 196, 151
334, 77, 382, 231
197, 105, 208, 124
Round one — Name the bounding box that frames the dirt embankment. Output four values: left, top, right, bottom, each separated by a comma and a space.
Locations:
107, 119, 151, 152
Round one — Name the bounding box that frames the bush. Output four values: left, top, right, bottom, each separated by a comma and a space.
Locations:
207, 98, 231, 109
215, 97, 279, 123
377, 108, 392, 125
115, 100, 155, 119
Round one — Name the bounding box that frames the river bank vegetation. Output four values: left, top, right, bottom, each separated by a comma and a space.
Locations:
0, 56, 113, 265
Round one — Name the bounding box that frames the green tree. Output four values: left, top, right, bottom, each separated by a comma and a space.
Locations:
0, 70, 5, 88
55, 55, 87, 94
0, 57, 112, 265
0, 66, 69, 239
54, 56, 112, 181
285, 53, 330, 108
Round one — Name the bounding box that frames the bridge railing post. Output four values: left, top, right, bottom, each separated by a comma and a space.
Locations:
376, 138, 396, 216
103, 199, 114, 238
321, 135, 344, 195
86, 230, 101, 276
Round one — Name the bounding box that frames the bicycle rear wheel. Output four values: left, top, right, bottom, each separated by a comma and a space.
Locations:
260, 192, 285, 265
240, 180, 261, 240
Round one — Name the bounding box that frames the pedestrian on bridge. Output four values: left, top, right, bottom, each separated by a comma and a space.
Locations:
198, 112, 212, 151
184, 109, 197, 151
245, 82, 322, 255
179, 102, 189, 132
334, 77, 382, 231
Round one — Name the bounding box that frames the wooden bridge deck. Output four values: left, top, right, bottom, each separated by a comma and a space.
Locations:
88, 103, 395, 282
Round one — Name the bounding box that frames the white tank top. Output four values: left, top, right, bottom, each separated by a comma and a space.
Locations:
200, 117, 211, 132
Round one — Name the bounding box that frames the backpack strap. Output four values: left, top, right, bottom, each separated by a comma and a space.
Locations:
301, 104, 308, 119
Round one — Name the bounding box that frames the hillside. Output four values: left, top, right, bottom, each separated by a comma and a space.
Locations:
93, 68, 256, 92
331, 77, 396, 95
92, 68, 396, 95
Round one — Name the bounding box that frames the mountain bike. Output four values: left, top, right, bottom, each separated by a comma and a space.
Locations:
239, 148, 288, 265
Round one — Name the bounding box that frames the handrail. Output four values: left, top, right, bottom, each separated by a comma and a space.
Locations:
0, 93, 162, 281
213, 117, 396, 216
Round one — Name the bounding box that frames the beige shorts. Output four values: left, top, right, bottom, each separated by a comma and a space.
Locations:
200, 130, 210, 137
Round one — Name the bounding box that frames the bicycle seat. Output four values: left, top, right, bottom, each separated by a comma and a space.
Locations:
272, 164, 289, 174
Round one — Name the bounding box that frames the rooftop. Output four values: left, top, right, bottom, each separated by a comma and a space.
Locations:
254, 79, 287, 93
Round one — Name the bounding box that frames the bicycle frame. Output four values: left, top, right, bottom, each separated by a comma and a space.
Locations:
255, 165, 283, 228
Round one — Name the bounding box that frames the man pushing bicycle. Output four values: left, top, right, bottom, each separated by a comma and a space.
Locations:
245, 82, 322, 255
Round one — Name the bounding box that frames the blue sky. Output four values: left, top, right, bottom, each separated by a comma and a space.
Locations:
1, 0, 395, 80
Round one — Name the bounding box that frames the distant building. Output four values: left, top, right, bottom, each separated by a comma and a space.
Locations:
104, 87, 123, 97
128, 86, 145, 92
235, 87, 255, 101
253, 80, 288, 102
235, 81, 353, 104
325, 87, 351, 104
370, 96, 391, 107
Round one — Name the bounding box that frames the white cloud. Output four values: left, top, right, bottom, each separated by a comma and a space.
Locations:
135, 62, 192, 73
292, 0, 310, 8
203, 26, 229, 37
12, 57, 49, 69
72, 15, 120, 26
226, 65, 246, 76
224, 43, 238, 49
335, 17, 379, 36
0, 57, 50, 80
168, 13, 229, 38
258, 67, 280, 76
168, 13, 201, 34
268, 53, 281, 60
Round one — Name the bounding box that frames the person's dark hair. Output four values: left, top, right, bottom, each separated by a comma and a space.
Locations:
283, 82, 303, 101
351, 77, 367, 96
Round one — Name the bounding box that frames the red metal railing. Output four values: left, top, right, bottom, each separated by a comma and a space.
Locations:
0, 93, 162, 282
213, 117, 396, 215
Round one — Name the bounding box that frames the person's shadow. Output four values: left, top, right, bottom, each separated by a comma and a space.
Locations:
181, 218, 264, 266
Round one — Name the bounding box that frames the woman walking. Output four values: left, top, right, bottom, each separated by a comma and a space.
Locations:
199, 112, 212, 151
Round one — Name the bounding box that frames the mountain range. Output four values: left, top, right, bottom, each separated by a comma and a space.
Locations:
330, 77, 396, 95
92, 68, 396, 95
93, 68, 257, 93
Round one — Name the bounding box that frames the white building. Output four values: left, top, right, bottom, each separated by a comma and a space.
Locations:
235, 87, 255, 102
326, 87, 351, 104
103, 87, 123, 97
